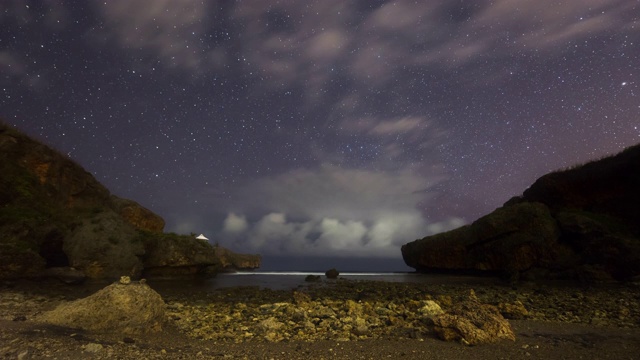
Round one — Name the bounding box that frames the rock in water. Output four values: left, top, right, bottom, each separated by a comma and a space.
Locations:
39, 280, 165, 334
325, 268, 339, 279
431, 290, 516, 345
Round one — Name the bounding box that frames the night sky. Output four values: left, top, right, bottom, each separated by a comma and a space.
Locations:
2, 1, 639, 271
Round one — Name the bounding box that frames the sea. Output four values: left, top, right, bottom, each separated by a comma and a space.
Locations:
148, 271, 502, 294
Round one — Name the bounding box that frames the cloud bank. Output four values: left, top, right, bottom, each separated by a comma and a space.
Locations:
218, 164, 463, 258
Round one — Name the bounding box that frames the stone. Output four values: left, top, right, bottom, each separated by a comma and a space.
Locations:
498, 300, 529, 320
325, 268, 339, 279
39, 281, 165, 334
84, 343, 103, 353
432, 290, 516, 345
352, 317, 369, 336
259, 317, 284, 331
418, 300, 444, 316
17, 350, 29, 360
292, 291, 311, 305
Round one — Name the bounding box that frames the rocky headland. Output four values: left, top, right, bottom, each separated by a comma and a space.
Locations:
402, 143, 640, 282
0, 121, 260, 281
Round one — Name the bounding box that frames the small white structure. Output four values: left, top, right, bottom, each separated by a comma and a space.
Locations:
195, 234, 209, 241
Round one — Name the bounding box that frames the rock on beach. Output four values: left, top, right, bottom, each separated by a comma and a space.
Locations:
432, 290, 516, 345
39, 278, 165, 334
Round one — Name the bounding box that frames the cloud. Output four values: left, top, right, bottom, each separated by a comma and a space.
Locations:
222, 213, 249, 234
222, 209, 464, 258
316, 218, 368, 250
233, 164, 443, 220
340, 116, 426, 137
91, 0, 636, 97
94, 0, 219, 72
216, 163, 463, 258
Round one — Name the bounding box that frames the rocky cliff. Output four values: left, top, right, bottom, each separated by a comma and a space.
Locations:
402, 144, 640, 282
0, 121, 260, 280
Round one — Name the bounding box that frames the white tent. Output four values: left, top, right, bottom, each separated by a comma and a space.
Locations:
195, 234, 209, 241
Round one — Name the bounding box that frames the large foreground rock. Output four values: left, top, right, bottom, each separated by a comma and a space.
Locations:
39, 278, 165, 334
402, 143, 640, 281
432, 290, 515, 345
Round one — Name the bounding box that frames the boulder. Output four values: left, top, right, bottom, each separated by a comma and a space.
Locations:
325, 268, 340, 279
431, 290, 515, 345
497, 301, 529, 320
39, 279, 165, 334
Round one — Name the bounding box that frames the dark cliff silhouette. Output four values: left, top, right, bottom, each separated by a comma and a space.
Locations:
402, 143, 640, 282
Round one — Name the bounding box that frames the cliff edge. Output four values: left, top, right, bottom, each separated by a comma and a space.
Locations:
402, 143, 640, 282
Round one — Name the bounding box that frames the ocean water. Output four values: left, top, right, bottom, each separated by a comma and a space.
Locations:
213, 271, 419, 290
148, 271, 502, 294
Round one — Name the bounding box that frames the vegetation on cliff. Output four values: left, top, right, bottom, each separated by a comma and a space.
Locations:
0, 121, 260, 280
402, 143, 640, 282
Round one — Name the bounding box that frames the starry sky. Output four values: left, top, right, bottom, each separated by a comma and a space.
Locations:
2, 1, 639, 271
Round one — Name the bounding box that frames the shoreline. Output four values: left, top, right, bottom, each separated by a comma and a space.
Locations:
1, 277, 639, 359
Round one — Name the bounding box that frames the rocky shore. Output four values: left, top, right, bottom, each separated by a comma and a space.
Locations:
1, 277, 639, 359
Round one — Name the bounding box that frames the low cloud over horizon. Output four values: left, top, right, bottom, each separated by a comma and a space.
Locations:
215, 164, 464, 258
